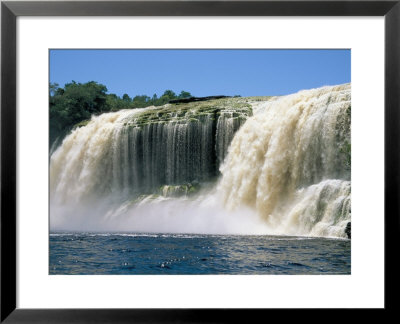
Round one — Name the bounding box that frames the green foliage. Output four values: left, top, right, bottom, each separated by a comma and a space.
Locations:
121, 97, 252, 132
49, 82, 59, 96
132, 95, 151, 108
106, 94, 130, 111
122, 93, 131, 102
49, 81, 193, 145
49, 81, 109, 144
179, 91, 191, 99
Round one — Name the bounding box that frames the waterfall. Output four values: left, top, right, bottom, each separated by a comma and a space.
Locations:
216, 109, 248, 165
50, 100, 251, 204
50, 85, 350, 238
217, 84, 351, 237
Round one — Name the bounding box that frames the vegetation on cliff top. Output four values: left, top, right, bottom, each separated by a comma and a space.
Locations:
50, 81, 274, 146
49, 81, 193, 144
123, 97, 253, 128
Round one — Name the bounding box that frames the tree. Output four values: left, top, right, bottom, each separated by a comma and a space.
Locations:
49, 81, 194, 147
150, 93, 158, 105
132, 95, 151, 108
106, 93, 130, 111
49, 81, 109, 144
49, 82, 60, 96
156, 90, 177, 105
122, 94, 131, 102
178, 91, 192, 99
162, 90, 176, 99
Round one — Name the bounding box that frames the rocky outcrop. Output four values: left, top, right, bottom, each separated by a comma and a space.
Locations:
169, 95, 232, 104
345, 222, 351, 239
159, 182, 201, 198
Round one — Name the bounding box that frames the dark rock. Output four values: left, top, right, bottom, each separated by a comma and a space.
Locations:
345, 222, 351, 239
169, 95, 232, 104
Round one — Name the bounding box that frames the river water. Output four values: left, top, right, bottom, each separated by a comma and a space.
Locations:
50, 233, 350, 275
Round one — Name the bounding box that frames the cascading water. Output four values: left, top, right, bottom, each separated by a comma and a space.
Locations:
50, 99, 254, 232
51, 101, 250, 201
218, 83, 351, 237
50, 85, 350, 238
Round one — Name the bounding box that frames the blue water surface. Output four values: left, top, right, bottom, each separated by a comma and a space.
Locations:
49, 233, 350, 275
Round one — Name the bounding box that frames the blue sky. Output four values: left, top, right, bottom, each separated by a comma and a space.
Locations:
50, 49, 350, 97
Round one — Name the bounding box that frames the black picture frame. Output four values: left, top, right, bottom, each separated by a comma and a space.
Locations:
1, 0, 398, 322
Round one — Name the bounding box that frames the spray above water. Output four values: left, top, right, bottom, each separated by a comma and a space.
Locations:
50, 85, 351, 238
